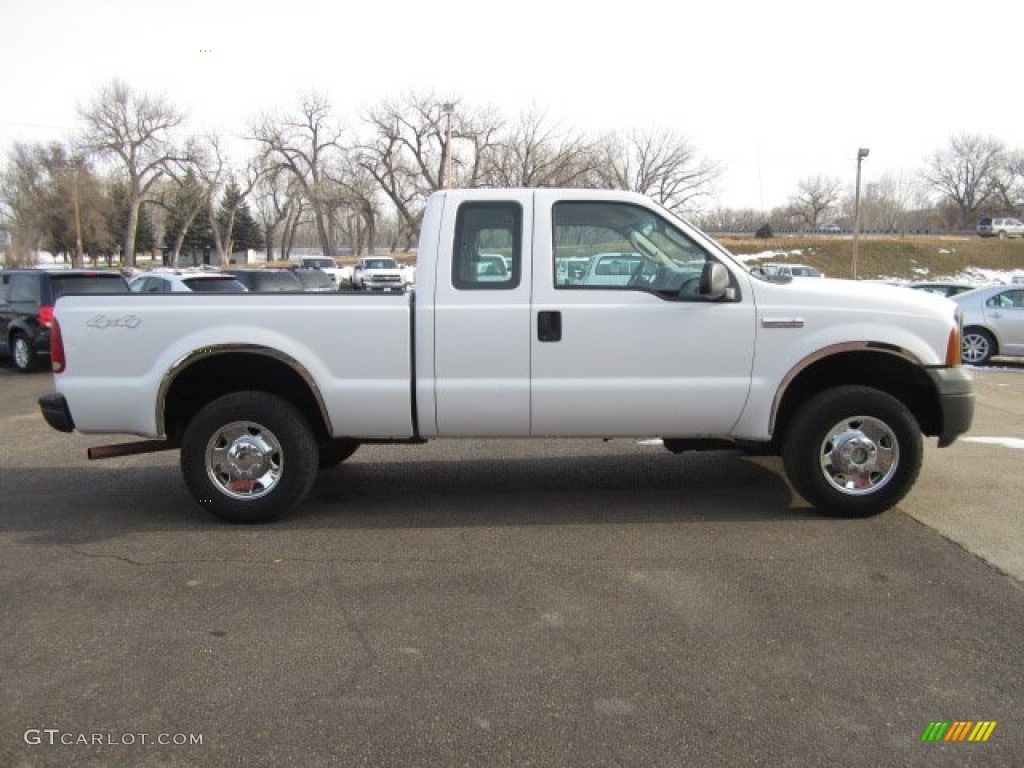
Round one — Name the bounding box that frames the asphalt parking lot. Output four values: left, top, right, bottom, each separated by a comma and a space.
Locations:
1, 362, 1022, 767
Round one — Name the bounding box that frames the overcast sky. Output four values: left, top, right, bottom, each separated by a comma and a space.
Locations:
1, 0, 1020, 211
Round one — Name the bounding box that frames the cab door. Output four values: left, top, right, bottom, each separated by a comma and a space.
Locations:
528, 193, 756, 437
430, 192, 534, 436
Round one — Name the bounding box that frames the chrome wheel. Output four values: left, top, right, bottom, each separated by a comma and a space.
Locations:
818, 415, 899, 496
205, 421, 284, 500
12, 335, 35, 372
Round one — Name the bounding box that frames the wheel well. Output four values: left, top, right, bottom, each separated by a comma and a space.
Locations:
774, 351, 942, 442
162, 352, 329, 443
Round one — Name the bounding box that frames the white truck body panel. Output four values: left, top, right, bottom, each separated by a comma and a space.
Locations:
54, 294, 413, 437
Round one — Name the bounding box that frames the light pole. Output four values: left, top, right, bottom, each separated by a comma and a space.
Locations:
852, 147, 869, 279
442, 102, 455, 189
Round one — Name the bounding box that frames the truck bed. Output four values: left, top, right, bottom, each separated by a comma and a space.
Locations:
53, 292, 415, 439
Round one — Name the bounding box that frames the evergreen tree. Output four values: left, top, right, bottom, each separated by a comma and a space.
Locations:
218, 181, 264, 255
163, 169, 211, 264
108, 178, 155, 258
183, 202, 215, 264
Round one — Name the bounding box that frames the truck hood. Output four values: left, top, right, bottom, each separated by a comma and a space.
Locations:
749, 276, 955, 319
745, 275, 960, 366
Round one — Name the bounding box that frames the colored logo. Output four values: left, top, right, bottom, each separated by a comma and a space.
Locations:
921, 721, 997, 742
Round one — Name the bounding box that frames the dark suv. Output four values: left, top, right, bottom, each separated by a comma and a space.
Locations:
0, 268, 130, 372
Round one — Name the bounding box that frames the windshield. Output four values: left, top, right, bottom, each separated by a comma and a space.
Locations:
364, 259, 398, 270
303, 258, 335, 269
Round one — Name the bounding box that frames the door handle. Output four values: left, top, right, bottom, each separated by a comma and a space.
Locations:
538, 310, 562, 342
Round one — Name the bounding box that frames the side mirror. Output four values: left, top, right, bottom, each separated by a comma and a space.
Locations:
700, 262, 731, 300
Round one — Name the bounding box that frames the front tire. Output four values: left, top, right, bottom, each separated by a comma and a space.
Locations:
782, 386, 922, 517
181, 391, 318, 523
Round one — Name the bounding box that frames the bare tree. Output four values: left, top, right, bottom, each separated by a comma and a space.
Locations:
356, 92, 454, 246
356, 92, 508, 247
856, 172, 920, 234
788, 175, 843, 230
990, 148, 1024, 214
922, 133, 1004, 228
1, 142, 51, 260
326, 157, 382, 256
479, 106, 600, 188
78, 80, 187, 266
1, 141, 109, 265
598, 127, 721, 215
251, 94, 342, 255
250, 165, 296, 261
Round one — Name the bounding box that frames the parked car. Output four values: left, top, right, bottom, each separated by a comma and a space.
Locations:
129, 270, 247, 293
298, 257, 345, 286
351, 257, 405, 292
977, 217, 1024, 238
291, 268, 338, 292
224, 269, 304, 292
750, 263, 824, 278
951, 284, 1024, 364
581, 252, 642, 286
905, 281, 978, 298
1, 268, 129, 372
472, 254, 512, 283
818, 222, 843, 234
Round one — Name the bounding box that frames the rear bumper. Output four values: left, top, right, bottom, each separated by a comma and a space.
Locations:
928, 367, 974, 447
38, 393, 75, 433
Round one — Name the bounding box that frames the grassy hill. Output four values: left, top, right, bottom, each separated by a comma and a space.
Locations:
716, 234, 1024, 281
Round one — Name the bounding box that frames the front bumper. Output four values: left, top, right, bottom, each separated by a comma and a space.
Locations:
928, 367, 975, 447
39, 393, 75, 433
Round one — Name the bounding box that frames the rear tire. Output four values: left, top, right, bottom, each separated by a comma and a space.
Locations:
961, 327, 995, 366
11, 333, 39, 372
782, 386, 922, 518
180, 391, 318, 523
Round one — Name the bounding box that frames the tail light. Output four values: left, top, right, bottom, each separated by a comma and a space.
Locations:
50, 316, 66, 374
39, 305, 54, 328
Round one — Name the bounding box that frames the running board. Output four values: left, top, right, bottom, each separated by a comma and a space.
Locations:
88, 440, 177, 460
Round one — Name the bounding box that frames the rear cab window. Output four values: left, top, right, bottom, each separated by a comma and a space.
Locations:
452, 202, 522, 290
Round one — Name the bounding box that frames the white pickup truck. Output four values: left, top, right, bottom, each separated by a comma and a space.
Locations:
39, 188, 974, 523
351, 256, 406, 292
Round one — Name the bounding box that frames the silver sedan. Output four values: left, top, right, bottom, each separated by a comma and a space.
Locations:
952, 284, 1024, 364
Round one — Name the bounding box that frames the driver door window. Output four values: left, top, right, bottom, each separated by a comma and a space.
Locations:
552, 201, 713, 299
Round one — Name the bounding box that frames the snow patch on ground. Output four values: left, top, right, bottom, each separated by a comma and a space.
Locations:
962, 437, 1024, 450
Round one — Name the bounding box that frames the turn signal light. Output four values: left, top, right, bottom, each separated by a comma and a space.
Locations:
946, 324, 962, 367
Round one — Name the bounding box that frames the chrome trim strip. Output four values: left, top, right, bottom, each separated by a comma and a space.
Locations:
769, 342, 924, 435
762, 317, 805, 328
156, 344, 332, 437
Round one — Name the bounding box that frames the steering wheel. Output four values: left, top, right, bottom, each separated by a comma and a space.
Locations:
678, 277, 701, 296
